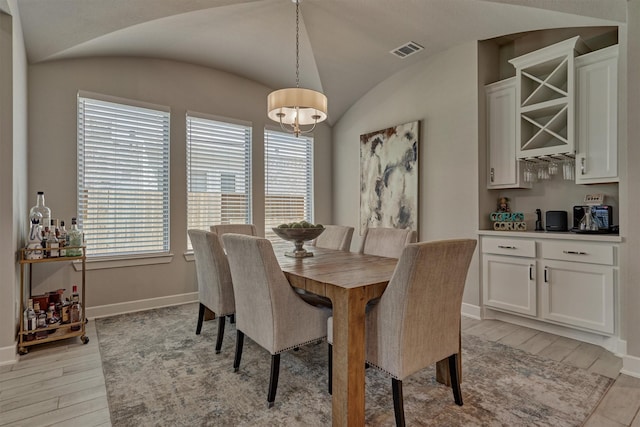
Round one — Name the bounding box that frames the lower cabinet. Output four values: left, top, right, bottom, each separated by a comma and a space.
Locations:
483, 255, 536, 316
481, 234, 617, 336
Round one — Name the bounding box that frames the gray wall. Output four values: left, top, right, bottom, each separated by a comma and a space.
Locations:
0, 0, 28, 364
332, 42, 481, 306
26, 57, 332, 310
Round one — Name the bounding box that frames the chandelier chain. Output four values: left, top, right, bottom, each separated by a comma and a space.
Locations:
295, 0, 300, 88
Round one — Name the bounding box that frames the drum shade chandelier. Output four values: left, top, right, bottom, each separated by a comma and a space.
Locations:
267, 0, 327, 137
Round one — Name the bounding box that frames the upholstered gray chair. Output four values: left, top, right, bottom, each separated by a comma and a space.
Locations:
210, 224, 257, 248
222, 233, 331, 408
328, 239, 477, 427
188, 229, 235, 354
309, 225, 354, 251
359, 227, 417, 258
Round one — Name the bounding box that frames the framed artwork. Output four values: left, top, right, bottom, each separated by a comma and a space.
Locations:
360, 121, 419, 234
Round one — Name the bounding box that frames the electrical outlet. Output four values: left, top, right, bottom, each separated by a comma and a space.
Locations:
584, 193, 604, 205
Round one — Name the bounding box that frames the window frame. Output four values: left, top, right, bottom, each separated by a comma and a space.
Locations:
186, 111, 253, 250
264, 127, 314, 241
77, 91, 171, 262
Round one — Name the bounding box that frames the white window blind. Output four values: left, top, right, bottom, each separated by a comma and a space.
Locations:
187, 114, 252, 249
77, 95, 170, 257
264, 129, 313, 241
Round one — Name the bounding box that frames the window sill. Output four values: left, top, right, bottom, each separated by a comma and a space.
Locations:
73, 253, 174, 271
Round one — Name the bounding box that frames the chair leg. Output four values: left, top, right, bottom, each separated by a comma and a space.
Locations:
215, 315, 226, 354
448, 353, 463, 406
328, 343, 332, 395
229, 313, 235, 324
233, 330, 244, 372
196, 303, 206, 335
267, 354, 281, 408
392, 378, 405, 427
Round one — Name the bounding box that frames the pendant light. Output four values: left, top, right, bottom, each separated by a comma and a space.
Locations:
267, 0, 327, 137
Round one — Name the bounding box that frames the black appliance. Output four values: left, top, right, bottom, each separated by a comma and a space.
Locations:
546, 210, 568, 232
573, 205, 614, 232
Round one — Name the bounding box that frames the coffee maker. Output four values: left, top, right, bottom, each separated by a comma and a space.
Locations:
572, 194, 614, 233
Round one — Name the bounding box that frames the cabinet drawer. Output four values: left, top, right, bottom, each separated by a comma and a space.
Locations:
541, 240, 614, 265
482, 237, 535, 257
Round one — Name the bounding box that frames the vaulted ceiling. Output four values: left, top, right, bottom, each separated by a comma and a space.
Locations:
15, 0, 627, 122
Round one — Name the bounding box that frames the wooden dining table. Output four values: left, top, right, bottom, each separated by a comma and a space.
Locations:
274, 244, 457, 426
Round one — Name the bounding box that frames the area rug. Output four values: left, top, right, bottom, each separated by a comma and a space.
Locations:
96, 303, 612, 426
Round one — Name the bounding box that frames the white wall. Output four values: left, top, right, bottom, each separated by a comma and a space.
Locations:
27, 57, 332, 312
332, 42, 481, 306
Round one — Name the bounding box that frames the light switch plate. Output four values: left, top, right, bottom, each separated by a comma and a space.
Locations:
584, 193, 604, 205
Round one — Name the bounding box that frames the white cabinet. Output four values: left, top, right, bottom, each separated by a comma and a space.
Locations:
575, 45, 619, 184
480, 233, 617, 336
540, 240, 615, 334
509, 36, 589, 159
485, 78, 531, 189
482, 237, 536, 315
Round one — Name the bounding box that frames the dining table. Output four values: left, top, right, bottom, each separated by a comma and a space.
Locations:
273, 243, 459, 426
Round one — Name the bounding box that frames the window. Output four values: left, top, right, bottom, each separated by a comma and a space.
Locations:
77, 94, 170, 257
264, 129, 313, 240
187, 113, 252, 248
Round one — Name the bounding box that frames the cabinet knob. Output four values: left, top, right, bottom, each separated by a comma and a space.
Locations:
490, 168, 495, 183
580, 157, 586, 175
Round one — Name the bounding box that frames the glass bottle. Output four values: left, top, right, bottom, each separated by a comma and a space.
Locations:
29, 191, 51, 236
70, 284, 81, 331
58, 221, 67, 257
47, 228, 59, 258
67, 217, 83, 257
23, 298, 37, 332
26, 217, 44, 260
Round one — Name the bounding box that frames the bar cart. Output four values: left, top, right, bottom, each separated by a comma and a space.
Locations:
18, 246, 88, 355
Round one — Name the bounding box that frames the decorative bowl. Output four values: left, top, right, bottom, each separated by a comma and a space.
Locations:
272, 227, 325, 258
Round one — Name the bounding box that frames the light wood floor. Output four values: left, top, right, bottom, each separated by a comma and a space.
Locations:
1, 315, 639, 426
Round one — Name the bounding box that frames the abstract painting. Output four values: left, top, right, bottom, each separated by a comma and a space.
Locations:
360, 121, 419, 234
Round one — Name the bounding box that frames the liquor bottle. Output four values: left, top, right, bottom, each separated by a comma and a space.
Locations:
29, 191, 51, 236
26, 218, 44, 260
71, 285, 79, 304
23, 298, 37, 332
67, 217, 83, 257
47, 228, 59, 258
60, 298, 70, 324
47, 302, 57, 324
70, 285, 82, 331
58, 221, 67, 256
35, 301, 47, 329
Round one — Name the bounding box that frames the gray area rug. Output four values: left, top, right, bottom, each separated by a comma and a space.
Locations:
96, 303, 612, 426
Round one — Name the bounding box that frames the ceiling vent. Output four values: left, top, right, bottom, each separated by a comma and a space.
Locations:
390, 41, 424, 59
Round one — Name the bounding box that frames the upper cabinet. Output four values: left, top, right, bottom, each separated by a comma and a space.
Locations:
509, 36, 590, 159
575, 45, 619, 184
486, 78, 531, 189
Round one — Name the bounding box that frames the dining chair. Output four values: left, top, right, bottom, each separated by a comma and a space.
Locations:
328, 239, 477, 427
309, 224, 354, 251
222, 233, 331, 408
210, 223, 257, 248
188, 229, 235, 354
359, 227, 417, 258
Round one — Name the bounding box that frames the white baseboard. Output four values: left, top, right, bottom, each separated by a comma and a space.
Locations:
461, 303, 481, 320
484, 308, 625, 355
0, 343, 18, 366
622, 354, 640, 379
86, 292, 198, 319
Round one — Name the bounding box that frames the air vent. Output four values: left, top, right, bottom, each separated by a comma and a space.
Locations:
390, 41, 424, 59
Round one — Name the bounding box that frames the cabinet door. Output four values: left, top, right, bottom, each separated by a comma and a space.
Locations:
541, 260, 614, 334
483, 254, 536, 316
575, 45, 618, 184
486, 78, 530, 189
